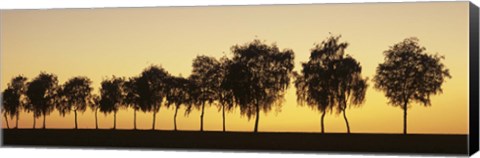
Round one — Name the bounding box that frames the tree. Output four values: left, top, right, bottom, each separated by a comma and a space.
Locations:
295, 35, 368, 133
26, 72, 59, 129
165, 75, 191, 131
58, 77, 94, 129
124, 77, 141, 130
218, 57, 236, 132
99, 77, 126, 129
373, 37, 451, 134
190, 55, 223, 132
2, 75, 28, 129
89, 94, 101, 129
136, 66, 170, 130
225, 39, 295, 133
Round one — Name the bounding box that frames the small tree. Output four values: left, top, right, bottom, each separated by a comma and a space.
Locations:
58, 76, 94, 129
2, 75, 28, 129
190, 55, 223, 132
373, 37, 451, 134
99, 77, 126, 129
225, 39, 294, 133
26, 72, 59, 129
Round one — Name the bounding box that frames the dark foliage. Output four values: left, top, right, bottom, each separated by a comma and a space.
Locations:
57, 76, 94, 129
295, 35, 368, 133
224, 39, 295, 132
2, 76, 28, 129
373, 37, 451, 134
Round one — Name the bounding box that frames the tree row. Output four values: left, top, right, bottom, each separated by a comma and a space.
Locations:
2, 35, 451, 134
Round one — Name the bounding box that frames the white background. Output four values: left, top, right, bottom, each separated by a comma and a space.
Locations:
0, 0, 479, 158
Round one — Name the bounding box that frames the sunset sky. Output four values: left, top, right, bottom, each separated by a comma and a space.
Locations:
0, 2, 470, 134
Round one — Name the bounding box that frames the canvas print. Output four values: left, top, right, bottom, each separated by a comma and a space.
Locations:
1, 1, 478, 156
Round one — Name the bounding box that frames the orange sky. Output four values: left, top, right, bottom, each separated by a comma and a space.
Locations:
0, 2, 470, 134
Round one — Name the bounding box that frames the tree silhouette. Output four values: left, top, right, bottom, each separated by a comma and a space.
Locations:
165, 75, 192, 131
295, 35, 368, 133
218, 57, 236, 132
99, 77, 126, 129
89, 94, 100, 129
124, 77, 141, 130
225, 39, 295, 133
58, 76, 94, 129
25, 72, 59, 129
136, 66, 170, 130
190, 55, 223, 132
373, 37, 451, 134
2, 75, 28, 129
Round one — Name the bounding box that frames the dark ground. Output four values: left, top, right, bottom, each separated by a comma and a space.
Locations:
1, 129, 469, 155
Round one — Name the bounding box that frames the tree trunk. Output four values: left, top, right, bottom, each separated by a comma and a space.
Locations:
321, 111, 326, 134
403, 102, 408, 135
33, 114, 36, 129
342, 109, 350, 134
74, 110, 78, 129
200, 102, 205, 132
254, 103, 260, 133
152, 111, 156, 130
4, 114, 9, 129
113, 111, 117, 130
133, 109, 137, 130
15, 113, 19, 129
174, 105, 178, 131
95, 109, 98, 129
42, 114, 46, 129
222, 104, 226, 132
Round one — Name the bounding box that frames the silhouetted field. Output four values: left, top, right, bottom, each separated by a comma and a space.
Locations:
2, 129, 467, 155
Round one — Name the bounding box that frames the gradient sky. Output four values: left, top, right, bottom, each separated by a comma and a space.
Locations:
0, 2, 470, 134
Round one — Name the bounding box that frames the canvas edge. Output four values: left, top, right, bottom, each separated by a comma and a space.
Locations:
469, 1, 480, 156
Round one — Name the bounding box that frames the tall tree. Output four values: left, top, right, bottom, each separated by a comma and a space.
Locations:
373, 37, 451, 134
225, 39, 294, 133
165, 75, 191, 131
2, 75, 28, 129
99, 77, 126, 129
26, 72, 59, 129
58, 77, 94, 129
296, 35, 368, 133
190, 55, 223, 132
136, 66, 170, 130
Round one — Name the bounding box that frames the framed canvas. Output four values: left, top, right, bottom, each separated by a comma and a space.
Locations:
1, 1, 479, 156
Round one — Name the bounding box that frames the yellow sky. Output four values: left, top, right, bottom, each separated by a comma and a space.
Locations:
0, 2, 470, 134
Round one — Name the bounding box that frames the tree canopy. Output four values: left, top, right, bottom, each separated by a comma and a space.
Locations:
295, 35, 368, 133
25, 72, 59, 129
2, 75, 28, 129
58, 76, 94, 129
225, 39, 295, 132
373, 37, 451, 134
